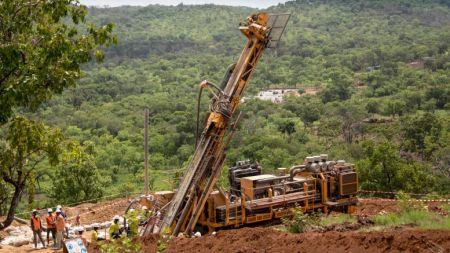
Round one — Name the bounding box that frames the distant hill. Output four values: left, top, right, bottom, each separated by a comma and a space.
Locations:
36, 0, 449, 195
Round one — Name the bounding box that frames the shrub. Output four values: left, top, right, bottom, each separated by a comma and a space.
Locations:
282, 205, 320, 233
99, 235, 141, 253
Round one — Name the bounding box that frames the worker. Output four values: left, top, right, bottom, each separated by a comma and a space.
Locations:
76, 227, 87, 245
30, 210, 46, 249
54, 209, 65, 249
109, 215, 121, 239
57, 205, 69, 238
45, 208, 56, 246
75, 211, 81, 226
126, 209, 139, 237
91, 223, 102, 242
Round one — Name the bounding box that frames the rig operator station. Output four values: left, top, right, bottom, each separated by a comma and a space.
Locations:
123, 11, 359, 237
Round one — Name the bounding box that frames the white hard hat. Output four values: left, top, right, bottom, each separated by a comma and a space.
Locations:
129, 208, 135, 213
93, 223, 100, 228
56, 209, 61, 213
141, 206, 148, 210
76, 227, 84, 232
113, 215, 120, 220
47, 208, 53, 213
56, 205, 62, 209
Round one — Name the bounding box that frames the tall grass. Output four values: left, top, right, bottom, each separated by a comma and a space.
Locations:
374, 209, 450, 229
319, 213, 357, 226
373, 192, 450, 230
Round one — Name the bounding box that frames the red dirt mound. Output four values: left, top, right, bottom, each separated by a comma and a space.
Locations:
356, 198, 445, 216
64, 198, 131, 224
165, 227, 450, 253
356, 199, 399, 215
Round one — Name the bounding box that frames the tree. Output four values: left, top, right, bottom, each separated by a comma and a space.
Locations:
322, 101, 366, 144
426, 87, 450, 109
0, 0, 116, 123
0, 0, 115, 230
384, 100, 406, 118
278, 120, 296, 138
356, 141, 436, 193
401, 112, 442, 158
0, 178, 11, 215
51, 141, 110, 203
283, 96, 323, 127
365, 100, 380, 115
320, 70, 354, 103
0, 117, 63, 229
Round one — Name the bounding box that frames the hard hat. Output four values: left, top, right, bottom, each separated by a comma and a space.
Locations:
76, 227, 85, 232
113, 215, 120, 220
141, 206, 148, 210
93, 223, 100, 228
56, 209, 61, 213
56, 205, 62, 209
47, 208, 53, 213
129, 208, 135, 213
32, 209, 37, 214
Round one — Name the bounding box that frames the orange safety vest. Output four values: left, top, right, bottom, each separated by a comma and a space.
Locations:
31, 216, 41, 231
55, 215, 65, 231
46, 215, 55, 228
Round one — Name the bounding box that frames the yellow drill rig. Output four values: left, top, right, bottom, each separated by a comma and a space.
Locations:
133, 12, 358, 237
151, 12, 292, 236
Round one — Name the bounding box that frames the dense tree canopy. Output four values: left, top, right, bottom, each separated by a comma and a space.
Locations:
38, 0, 449, 193
0, 0, 116, 123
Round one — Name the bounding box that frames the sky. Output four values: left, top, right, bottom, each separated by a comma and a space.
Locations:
79, 0, 289, 8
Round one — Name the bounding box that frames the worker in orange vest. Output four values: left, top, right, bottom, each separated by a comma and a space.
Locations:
57, 205, 69, 238
45, 208, 56, 246
54, 209, 65, 249
30, 210, 46, 249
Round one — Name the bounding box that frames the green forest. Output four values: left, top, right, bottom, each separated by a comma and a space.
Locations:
1, 0, 450, 218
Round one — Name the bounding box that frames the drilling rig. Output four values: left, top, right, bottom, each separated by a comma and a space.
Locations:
148, 12, 291, 236
133, 12, 358, 237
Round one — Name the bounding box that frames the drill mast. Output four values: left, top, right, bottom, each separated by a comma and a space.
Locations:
155, 12, 290, 236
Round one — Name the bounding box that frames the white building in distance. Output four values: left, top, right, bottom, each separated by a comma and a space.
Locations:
255, 89, 299, 103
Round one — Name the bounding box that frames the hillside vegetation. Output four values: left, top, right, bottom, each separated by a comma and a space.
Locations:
5, 0, 450, 209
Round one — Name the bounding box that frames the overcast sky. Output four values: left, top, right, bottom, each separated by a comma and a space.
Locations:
79, 0, 288, 8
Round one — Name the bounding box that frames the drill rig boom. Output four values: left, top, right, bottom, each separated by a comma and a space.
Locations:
155, 12, 290, 236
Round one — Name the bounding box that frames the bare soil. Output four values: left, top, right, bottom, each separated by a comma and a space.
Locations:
64, 198, 131, 224
355, 198, 445, 216
6, 227, 450, 253
165, 227, 450, 253
3, 198, 449, 253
